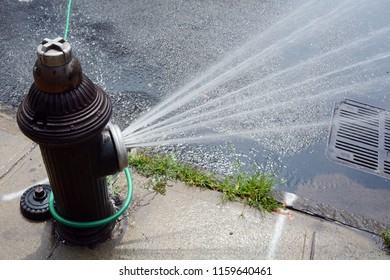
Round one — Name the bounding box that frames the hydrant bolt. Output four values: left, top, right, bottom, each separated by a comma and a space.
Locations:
33, 186, 46, 201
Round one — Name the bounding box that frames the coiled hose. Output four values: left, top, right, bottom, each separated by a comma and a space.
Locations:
48, 167, 133, 228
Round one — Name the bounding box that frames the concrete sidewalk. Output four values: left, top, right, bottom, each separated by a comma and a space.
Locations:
0, 104, 388, 260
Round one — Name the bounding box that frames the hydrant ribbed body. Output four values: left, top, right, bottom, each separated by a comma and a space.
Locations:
17, 38, 126, 246
39, 135, 115, 245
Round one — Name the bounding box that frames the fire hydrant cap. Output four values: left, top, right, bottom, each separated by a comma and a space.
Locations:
108, 123, 128, 172
20, 184, 52, 221
37, 37, 72, 67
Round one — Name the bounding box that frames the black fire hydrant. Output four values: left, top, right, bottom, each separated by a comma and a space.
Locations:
17, 37, 128, 246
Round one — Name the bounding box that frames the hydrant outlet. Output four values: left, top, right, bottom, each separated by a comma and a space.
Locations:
97, 123, 128, 177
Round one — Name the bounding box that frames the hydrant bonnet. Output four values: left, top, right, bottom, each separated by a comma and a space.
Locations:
18, 38, 111, 146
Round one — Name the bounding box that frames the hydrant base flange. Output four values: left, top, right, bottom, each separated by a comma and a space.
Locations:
55, 220, 116, 247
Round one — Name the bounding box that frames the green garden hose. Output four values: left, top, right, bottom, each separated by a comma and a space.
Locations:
63, 0, 72, 40
48, 167, 133, 228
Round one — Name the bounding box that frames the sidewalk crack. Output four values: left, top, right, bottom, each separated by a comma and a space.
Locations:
0, 143, 37, 180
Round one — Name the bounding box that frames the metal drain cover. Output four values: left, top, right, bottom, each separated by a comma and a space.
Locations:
327, 99, 390, 179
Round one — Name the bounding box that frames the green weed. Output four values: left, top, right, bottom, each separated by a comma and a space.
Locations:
128, 150, 281, 212
381, 230, 390, 255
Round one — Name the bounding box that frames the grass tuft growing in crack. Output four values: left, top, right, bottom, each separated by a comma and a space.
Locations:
128, 150, 281, 212
219, 170, 281, 212
381, 230, 390, 255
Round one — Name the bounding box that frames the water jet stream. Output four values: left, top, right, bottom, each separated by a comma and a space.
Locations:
125, 60, 390, 145
123, 0, 359, 136
123, 0, 318, 133
138, 27, 390, 132
125, 120, 330, 149
124, 50, 390, 142
124, 76, 390, 147
122, 0, 390, 166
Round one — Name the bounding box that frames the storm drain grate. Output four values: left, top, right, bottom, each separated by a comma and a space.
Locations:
327, 99, 390, 179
